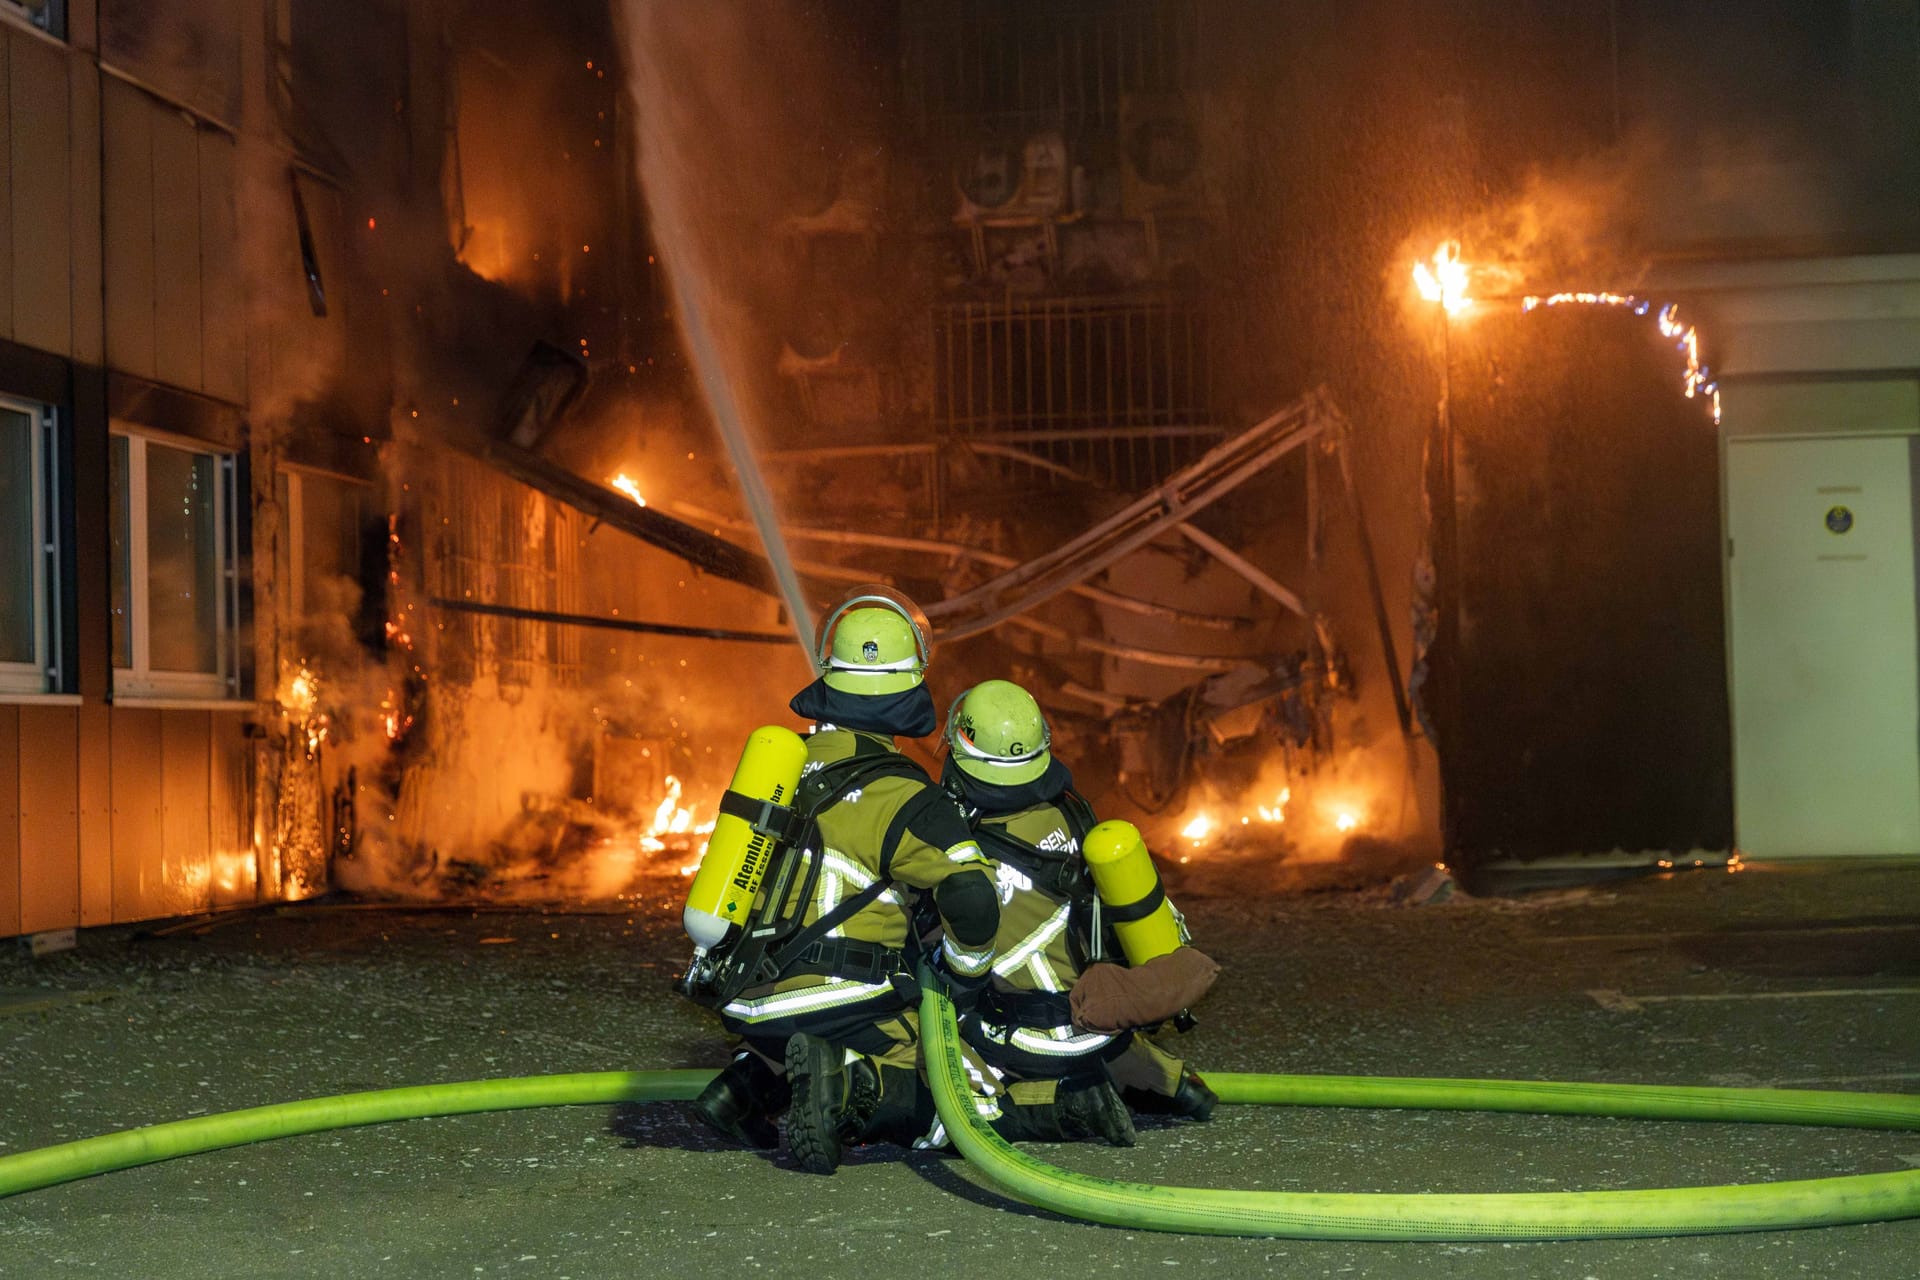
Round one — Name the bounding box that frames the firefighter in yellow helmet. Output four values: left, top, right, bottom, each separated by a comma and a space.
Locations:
941, 679, 1218, 1136
691, 588, 1003, 1174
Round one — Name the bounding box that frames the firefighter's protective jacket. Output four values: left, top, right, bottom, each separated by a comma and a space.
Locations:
718, 724, 998, 1044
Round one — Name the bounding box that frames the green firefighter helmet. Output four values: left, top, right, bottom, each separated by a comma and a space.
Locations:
947, 679, 1052, 786
815, 586, 932, 695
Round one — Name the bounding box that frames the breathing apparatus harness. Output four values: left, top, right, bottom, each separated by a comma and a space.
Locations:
692, 733, 933, 1007
947, 785, 1113, 1030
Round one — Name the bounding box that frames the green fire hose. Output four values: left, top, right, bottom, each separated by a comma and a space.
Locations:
915, 978, 1920, 1240
2, 977, 1917, 1241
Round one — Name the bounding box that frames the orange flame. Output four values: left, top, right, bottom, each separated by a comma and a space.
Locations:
1522, 293, 1722, 425
609, 473, 647, 507
1412, 241, 1473, 314
636, 775, 716, 866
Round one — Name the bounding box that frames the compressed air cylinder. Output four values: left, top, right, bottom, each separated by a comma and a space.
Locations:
681, 725, 808, 951
1082, 819, 1183, 966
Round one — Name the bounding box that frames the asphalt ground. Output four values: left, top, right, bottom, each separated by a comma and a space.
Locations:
2, 859, 1918, 1279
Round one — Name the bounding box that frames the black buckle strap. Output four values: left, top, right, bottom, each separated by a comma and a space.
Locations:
718, 788, 804, 843
789, 937, 905, 984
1102, 881, 1166, 925
980, 986, 1072, 1028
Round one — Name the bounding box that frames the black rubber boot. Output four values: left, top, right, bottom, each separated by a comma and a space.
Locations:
1169, 1070, 1219, 1122
692, 1051, 789, 1149
1057, 1079, 1137, 1147
989, 1100, 1069, 1142
784, 1034, 879, 1174
854, 1065, 935, 1148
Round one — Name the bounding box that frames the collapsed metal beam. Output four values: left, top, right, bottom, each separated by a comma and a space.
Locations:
437, 427, 780, 596
669, 500, 1250, 632
1173, 523, 1310, 619
924, 389, 1343, 642
427, 597, 789, 644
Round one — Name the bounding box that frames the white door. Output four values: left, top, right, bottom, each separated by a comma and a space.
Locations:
1726, 434, 1920, 856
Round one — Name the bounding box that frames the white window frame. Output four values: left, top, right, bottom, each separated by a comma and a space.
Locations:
0, 395, 60, 697
112, 427, 242, 703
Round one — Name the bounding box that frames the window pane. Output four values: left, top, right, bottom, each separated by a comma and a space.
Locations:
0, 408, 34, 664
145, 443, 220, 674
110, 434, 132, 669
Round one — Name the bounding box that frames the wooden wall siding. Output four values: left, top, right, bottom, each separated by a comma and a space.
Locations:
67, 56, 103, 367
0, 707, 19, 936
149, 111, 202, 393
207, 712, 253, 906
0, 37, 14, 342
0, 704, 269, 934
100, 78, 244, 403
101, 78, 156, 380
18, 704, 80, 932
76, 703, 112, 924
195, 132, 243, 404
159, 710, 209, 916
8, 33, 73, 360
107, 705, 162, 921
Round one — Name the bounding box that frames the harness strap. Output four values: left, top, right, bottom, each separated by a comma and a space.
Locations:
781, 937, 908, 984
717, 789, 804, 843
980, 986, 1073, 1028
1101, 881, 1166, 925
760, 767, 932, 977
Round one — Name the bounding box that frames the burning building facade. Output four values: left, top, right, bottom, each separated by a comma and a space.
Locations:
3, 1, 1917, 941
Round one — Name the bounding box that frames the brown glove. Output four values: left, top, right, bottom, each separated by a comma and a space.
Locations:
1069, 947, 1220, 1035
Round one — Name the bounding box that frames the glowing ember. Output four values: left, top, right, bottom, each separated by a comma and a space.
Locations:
1522, 293, 1722, 425
1412, 240, 1473, 314
1256, 787, 1291, 824
283, 668, 317, 718
609, 473, 647, 507
1180, 813, 1213, 844
1334, 811, 1358, 833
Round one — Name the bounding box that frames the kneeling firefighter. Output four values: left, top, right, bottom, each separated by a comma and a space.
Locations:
683, 588, 1002, 1173
942, 680, 1220, 1136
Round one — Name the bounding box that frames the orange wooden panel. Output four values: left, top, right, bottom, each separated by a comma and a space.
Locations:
196, 133, 244, 405
207, 713, 255, 907
109, 705, 164, 922
0, 32, 15, 342
77, 702, 113, 925
149, 109, 202, 394
159, 710, 210, 916
17, 704, 79, 932
8, 34, 72, 359
0, 706, 19, 937
66, 53, 104, 367
101, 79, 155, 382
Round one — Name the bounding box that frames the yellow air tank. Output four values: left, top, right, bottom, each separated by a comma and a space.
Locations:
682, 725, 808, 954
1082, 819, 1183, 966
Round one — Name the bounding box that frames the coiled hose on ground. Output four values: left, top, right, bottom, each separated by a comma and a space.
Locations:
2, 977, 1917, 1241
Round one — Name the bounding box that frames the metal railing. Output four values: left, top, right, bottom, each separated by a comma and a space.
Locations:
932, 293, 1219, 489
